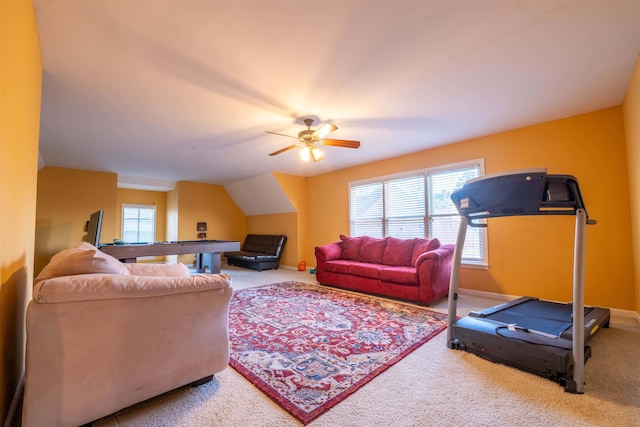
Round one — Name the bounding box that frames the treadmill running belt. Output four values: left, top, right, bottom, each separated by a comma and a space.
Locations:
486, 300, 592, 336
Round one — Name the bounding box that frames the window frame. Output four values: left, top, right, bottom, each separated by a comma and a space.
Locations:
121, 203, 157, 244
349, 159, 487, 267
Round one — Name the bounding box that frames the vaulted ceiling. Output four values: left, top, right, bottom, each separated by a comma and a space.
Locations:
34, 0, 640, 188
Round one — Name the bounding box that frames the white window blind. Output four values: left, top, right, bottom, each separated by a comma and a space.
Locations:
122, 204, 156, 243
428, 166, 484, 262
385, 175, 425, 239
350, 160, 486, 265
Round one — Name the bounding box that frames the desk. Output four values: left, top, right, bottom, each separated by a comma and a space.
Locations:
100, 240, 241, 274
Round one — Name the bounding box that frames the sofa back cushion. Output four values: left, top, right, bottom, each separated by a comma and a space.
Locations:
241, 234, 287, 256
339, 235, 363, 260
382, 237, 417, 266
36, 242, 129, 283
411, 238, 441, 265
359, 236, 387, 264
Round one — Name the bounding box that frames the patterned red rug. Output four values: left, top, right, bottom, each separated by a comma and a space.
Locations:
228, 282, 448, 424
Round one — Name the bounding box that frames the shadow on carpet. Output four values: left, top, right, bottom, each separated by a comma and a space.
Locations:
229, 281, 448, 424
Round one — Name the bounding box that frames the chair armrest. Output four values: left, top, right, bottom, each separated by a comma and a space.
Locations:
125, 262, 190, 277
33, 273, 231, 303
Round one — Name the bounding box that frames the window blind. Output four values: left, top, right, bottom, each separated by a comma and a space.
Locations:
350, 160, 485, 264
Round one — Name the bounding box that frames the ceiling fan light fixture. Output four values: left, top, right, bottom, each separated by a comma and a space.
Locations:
267, 118, 359, 159
299, 145, 324, 162
311, 146, 324, 162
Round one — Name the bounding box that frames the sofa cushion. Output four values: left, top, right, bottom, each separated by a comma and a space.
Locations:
349, 262, 383, 279
324, 260, 351, 274
359, 236, 387, 264
339, 235, 363, 260
36, 242, 129, 283
380, 266, 419, 285
34, 273, 231, 303
241, 234, 286, 256
125, 262, 190, 277
411, 238, 441, 266
382, 237, 417, 266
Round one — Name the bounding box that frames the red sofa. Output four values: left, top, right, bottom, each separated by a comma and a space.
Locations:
314, 235, 454, 305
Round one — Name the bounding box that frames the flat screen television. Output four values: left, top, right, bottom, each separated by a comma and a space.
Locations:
85, 210, 104, 247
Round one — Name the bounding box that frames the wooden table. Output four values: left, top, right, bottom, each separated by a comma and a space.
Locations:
100, 240, 241, 274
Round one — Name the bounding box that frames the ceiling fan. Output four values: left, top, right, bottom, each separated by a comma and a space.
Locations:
267, 118, 360, 162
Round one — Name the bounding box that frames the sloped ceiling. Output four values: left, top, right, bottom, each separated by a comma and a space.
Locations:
224, 173, 295, 216
34, 0, 640, 190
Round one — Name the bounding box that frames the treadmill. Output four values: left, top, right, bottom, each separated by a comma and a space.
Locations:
446, 169, 610, 394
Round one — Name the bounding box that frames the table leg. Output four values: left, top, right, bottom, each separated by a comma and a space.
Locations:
196, 253, 222, 274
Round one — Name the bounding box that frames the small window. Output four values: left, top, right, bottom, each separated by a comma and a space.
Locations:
122, 204, 156, 243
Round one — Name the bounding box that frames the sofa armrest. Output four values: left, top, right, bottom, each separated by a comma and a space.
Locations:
315, 242, 343, 264
415, 244, 455, 303
34, 273, 231, 303
125, 262, 190, 277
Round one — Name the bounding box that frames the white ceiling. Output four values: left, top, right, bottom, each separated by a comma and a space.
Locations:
34, 0, 640, 188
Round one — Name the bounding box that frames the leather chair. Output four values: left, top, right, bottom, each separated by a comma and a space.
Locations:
22, 243, 233, 427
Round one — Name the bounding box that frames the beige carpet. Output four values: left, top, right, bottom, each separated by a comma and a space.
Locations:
94, 264, 640, 427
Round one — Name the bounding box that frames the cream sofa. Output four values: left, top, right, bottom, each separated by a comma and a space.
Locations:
22, 243, 233, 427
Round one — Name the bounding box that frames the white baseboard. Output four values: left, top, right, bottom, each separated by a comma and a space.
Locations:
610, 308, 640, 325
457, 288, 640, 325
457, 288, 518, 302
3, 373, 24, 427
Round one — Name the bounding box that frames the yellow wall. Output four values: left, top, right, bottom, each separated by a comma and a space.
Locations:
246, 213, 298, 267
308, 107, 635, 310
623, 55, 640, 315
115, 189, 167, 242
115, 188, 167, 262
0, 0, 41, 420
172, 181, 245, 264
35, 167, 117, 273
272, 173, 310, 267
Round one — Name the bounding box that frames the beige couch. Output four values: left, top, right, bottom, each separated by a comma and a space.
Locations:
22, 243, 233, 427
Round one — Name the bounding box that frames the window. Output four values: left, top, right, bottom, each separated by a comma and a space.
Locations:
122, 204, 156, 243
349, 159, 486, 265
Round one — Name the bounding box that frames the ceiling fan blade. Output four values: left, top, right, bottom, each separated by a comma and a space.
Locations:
269, 144, 299, 156
322, 139, 361, 149
312, 123, 338, 139
265, 130, 298, 139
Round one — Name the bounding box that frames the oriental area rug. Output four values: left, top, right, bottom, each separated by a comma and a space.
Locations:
228, 282, 448, 424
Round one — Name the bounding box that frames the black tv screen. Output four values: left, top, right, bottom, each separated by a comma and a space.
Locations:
85, 210, 104, 247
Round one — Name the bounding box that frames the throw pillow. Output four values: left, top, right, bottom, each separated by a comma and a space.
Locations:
411, 238, 441, 265
36, 242, 129, 282
359, 236, 387, 264
339, 235, 363, 260
382, 237, 418, 266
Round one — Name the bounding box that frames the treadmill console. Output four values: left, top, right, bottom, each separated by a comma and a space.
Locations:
451, 169, 594, 226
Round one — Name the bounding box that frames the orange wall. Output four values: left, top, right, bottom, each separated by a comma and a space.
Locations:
115, 188, 168, 262
0, 0, 41, 420
622, 55, 640, 315
308, 107, 635, 310
115, 189, 167, 242
172, 181, 245, 264
34, 172, 247, 267
273, 173, 310, 267
35, 167, 118, 273
246, 213, 298, 267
